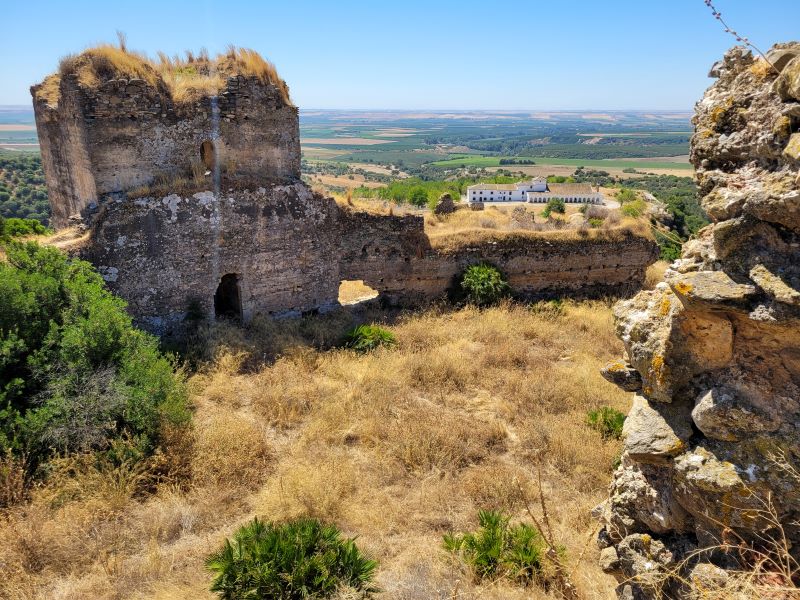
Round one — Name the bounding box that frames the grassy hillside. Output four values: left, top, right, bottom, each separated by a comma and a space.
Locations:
0, 299, 632, 599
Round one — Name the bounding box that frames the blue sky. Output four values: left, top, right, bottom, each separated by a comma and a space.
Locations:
1, 0, 798, 110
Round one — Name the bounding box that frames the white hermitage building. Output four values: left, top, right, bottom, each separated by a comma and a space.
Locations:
467, 178, 604, 205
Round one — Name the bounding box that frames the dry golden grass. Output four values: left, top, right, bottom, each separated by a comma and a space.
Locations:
0, 301, 631, 599
644, 260, 670, 290
66, 45, 161, 87
428, 217, 652, 253
34, 43, 291, 107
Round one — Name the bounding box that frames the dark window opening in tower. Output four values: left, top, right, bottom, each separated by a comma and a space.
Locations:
214, 273, 241, 320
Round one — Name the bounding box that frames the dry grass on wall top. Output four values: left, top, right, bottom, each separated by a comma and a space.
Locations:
0, 301, 631, 599
428, 218, 652, 253
34, 43, 291, 107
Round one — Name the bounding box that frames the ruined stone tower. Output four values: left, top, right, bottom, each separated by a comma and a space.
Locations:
31, 46, 342, 333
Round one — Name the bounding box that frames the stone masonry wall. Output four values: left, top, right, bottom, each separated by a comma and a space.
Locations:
83, 195, 658, 336
339, 208, 658, 305
83, 183, 339, 335
596, 43, 800, 599
33, 80, 98, 228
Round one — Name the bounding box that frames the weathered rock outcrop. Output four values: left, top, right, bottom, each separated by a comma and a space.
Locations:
596, 43, 800, 598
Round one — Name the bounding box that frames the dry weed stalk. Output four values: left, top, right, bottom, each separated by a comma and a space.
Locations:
702, 0, 778, 73
516, 462, 580, 599
623, 481, 799, 598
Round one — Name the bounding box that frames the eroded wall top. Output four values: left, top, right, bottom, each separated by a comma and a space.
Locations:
31, 45, 299, 228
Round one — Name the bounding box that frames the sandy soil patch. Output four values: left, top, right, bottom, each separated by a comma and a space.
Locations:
350, 162, 410, 178
338, 279, 380, 304
576, 132, 690, 137
303, 137, 396, 145
311, 174, 386, 189
635, 154, 690, 163
0, 144, 40, 151
486, 164, 693, 179
301, 147, 347, 159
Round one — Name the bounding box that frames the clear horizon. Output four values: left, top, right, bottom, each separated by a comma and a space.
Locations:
1, 0, 798, 110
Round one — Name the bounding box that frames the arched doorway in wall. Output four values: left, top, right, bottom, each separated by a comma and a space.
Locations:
214, 273, 242, 320
200, 140, 216, 172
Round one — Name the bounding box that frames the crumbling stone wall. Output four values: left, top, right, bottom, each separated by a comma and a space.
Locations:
84, 184, 340, 334
33, 74, 299, 228
91, 199, 656, 336
596, 43, 800, 599
339, 208, 658, 306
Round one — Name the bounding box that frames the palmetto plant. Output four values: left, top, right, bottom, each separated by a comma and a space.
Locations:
343, 324, 396, 352
206, 518, 378, 599
443, 509, 548, 585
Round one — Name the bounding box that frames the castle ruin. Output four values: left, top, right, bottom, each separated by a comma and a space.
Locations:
32, 46, 657, 335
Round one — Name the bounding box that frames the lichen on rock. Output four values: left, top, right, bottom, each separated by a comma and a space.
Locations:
597, 42, 800, 599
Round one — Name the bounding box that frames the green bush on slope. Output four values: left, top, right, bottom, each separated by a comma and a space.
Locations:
461, 263, 511, 306
0, 241, 188, 473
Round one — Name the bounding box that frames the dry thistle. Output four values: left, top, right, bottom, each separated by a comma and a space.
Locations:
702, 0, 778, 73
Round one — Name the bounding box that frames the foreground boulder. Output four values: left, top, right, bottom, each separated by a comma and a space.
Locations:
597, 43, 800, 598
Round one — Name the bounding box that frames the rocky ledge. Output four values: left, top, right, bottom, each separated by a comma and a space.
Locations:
596, 43, 800, 599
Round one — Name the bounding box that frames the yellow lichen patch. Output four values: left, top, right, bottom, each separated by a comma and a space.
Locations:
673, 281, 693, 296
659, 295, 672, 316
710, 106, 726, 126
650, 354, 666, 386
772, 115, 792, 138
607, 361, 627, 372
709, 97, 734, 129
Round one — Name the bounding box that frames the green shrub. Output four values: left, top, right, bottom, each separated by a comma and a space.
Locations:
615, 188, 639, 204
541, 198, 566, 218
207, 518, 378, 599
344, 324, 396, 352
0, 217, 50, 239
621, 198, 647, 218
529, 299, 565, 317
461, 263, 510, 306
654, 229, 682, 261
444, 509, 548, 585
586, 407, 626, 440
587, 217, 604, 228
0, 241, 188, 471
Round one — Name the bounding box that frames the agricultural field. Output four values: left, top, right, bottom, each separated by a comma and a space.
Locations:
0, 108, 39, 152
300, 110, 694, 188
428, 155, 693, 171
